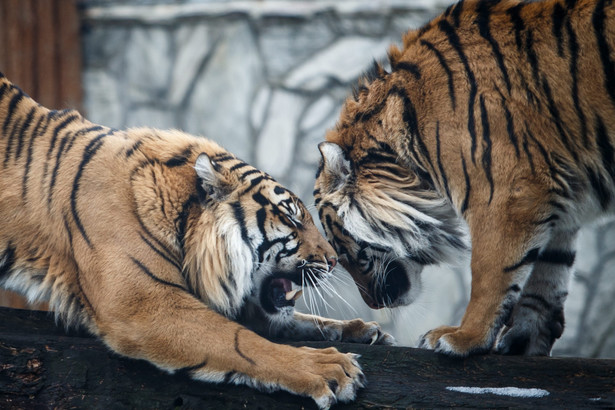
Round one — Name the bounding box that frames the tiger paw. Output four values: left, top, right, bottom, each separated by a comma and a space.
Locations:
337, 318, 396, 345
495, 318, 561, 356
417, 325, 458, 349
494, 300, 564, 356
287, 346, 366, 409
418, 326, 492, 356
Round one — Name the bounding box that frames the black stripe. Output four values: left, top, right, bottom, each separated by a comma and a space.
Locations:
504, 248, 539, 272
524, 28, 541, 89
479, 95, 494, 204
234, 329, 256, 366
354, 95, 387, 122
508, 284, 521, 293
239, 175, 272, 196
522, 131, 535, 173
475, 0, 510, 92
134, 206, 182, 268
212, 154, 235, 162
521, 293, 552, 310
0, 243, 16, 280
71, 133, 108, 248
525, 129, 572, 198
140, 233, 182, 272
48, 109, 71, 120
165, 155, 189, 167
542, 77, 578, 162
22, 115, 48, 200
551, 2, 567, 57
538, 249, 575, 267
48, 133, 71, 206
450, 0, 464, 27
435, 122, 451, 201
66, 126, 105, 153
596, 116, 615, 183
47, 113, 79, 160
394, 61, 421, 79
357, 150, 396, 167
125, 140, 142, 158
535, 214, 559, 225
549, 199, 567, 213
586, 165, 611, 209
507, 3, 526, 52
15, 106, 36, 162
565, 20, 588, 147
4, 117, 22, 167
165, 147, 193, 167
593, 0, 615, 106
130, 257, 186, 291
176, 359, 209, 379
2, 87, 24, 134
389, 86, 435, 174
62, 214, 75, 257
240, 169, 261, 180
230, 201, 250, 244
565, 0, 578, 9
460, 152, 471, 214
420, 40, 456, 110
0, 82, 8, 101
503, 103, 520, 158
230, 161, 249, 171
438, 19, 478, 164
176, 194, 199, 249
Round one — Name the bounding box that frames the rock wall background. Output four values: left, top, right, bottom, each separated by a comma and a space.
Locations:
80, 0, 615, 357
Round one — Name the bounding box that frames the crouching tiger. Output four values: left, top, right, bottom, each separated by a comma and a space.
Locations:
0, 73, 393, 409
314, 0, 615, 357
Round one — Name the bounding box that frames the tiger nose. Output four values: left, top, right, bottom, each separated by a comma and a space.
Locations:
327, 257, 337, 271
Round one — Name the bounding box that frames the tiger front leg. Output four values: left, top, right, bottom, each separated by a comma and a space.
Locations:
95, 287, 366, 409
495, 230, 576, 356
418, 206, 548, 356
279, 312, 396, 345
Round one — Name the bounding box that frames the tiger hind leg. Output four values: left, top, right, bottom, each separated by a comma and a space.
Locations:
495, 230, 576, 356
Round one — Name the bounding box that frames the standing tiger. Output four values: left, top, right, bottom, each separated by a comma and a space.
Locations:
0, 73, 394, 409
314, 0, 615, 357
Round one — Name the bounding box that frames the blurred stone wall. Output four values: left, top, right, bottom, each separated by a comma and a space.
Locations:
80, 0, 615, 357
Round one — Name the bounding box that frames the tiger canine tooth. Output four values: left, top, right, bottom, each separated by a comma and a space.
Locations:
285, 288, 303, 301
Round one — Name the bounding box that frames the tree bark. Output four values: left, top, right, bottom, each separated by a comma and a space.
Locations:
0, 307, 613, 409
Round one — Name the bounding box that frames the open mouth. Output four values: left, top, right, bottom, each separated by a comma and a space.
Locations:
259, 274, 306, 314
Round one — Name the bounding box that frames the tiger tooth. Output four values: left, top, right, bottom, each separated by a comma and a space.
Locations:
285, 288, 303, 301
292, 289, 303, 301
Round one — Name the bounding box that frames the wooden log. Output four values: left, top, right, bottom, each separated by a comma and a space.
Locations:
0, 307, 613, 409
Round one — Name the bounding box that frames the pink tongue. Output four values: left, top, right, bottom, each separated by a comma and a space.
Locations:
272, 278, 292, 292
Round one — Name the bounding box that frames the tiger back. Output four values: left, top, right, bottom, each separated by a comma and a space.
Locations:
314, 0, 615, 357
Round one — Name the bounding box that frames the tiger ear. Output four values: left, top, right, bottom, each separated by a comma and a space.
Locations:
318, 142, 352, 193
195, 153, 229, 201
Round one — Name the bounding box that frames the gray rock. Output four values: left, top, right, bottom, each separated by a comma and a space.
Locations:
300, 94, 338, 134
284, 36, 392, 91
125, 27, 173, 105
124, 105, 177, 130
255, 90, 305, 180
258, 15, 336, 81
250, 85, 272, 134
182, 20, 262, 162
169, 23, 214, 106
82, 70, 123, 128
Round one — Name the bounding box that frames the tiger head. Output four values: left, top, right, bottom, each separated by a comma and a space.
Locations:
313, 68, 468, 309
182, 150, 338, 324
